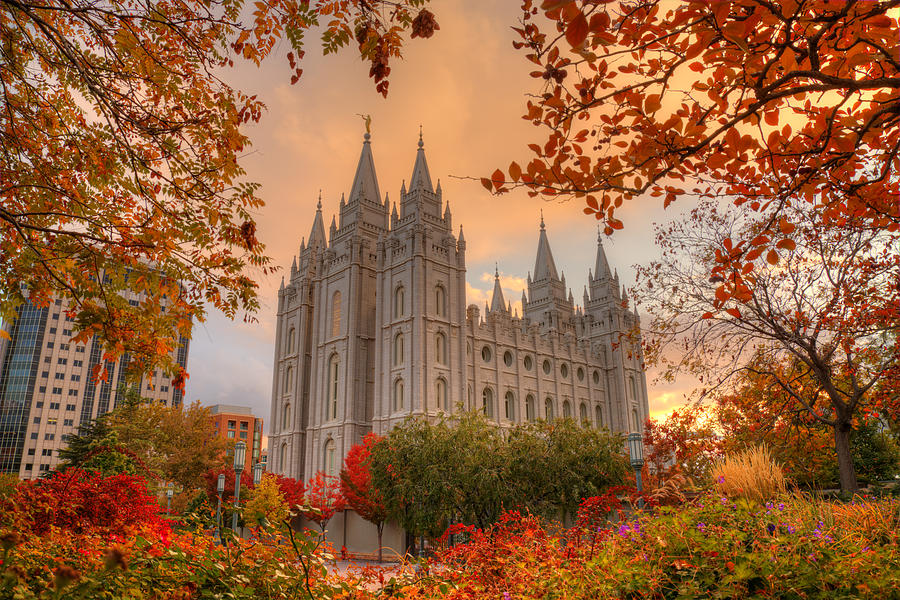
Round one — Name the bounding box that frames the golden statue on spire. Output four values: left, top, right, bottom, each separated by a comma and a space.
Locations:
357, 113, 372, 134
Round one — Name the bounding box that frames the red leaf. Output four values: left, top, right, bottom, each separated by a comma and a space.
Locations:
565, 12, 589, 47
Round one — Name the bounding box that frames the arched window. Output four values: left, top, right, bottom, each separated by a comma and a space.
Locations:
286, 326, 295, 354
579, 402, 588, 425
436, 378, 448, 411
324, 439, 336, 476
482, 387, 494, 418
282, 403, 291, 432
393, 378, 404, 411
435, 285, 446, 317
630, 375, 638, 401
435, 332, 446, 364
633, 407, 641, 431
280, 443, 288, 472
331, 291, 342, 337
525, 394, 536, 421
393, 332, 404, 366
595, 405, 604, 427
544, 397, 554, 421
504, 391, 515, 421
284, 365, 293, 394
394, 286, 405, 319
328, 355, 339, 420
563, 400, 572, 419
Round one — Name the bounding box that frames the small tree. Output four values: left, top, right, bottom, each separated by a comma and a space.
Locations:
643, 404, 723, 484
302, 472, 345, 532
340, 433, 388, 561
244, 473, 289, 529
203, 466, 253, 506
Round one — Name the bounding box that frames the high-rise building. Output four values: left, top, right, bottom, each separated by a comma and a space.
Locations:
208, 404, 264, 472
269, 131, 650, 483
0, 293, 190, 479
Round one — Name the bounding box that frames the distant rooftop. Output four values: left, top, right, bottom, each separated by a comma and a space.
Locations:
208, 404, 254, 416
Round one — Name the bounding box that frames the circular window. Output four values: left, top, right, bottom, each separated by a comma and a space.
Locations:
577, 367, 585, 381
523, 355, 533, 370
503, 351, 513, 367
542, 360, 551, 375
482, 346, 493, 363
560, 364, 569, 378
593, 370, 600, 385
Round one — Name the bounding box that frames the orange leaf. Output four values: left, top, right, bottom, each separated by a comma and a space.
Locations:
491, 169, 505, 190
726, 307, 741, 319
480, 177, 492, 191
776, 239, 795, 251
509, 161, 522, 182
565, 12, 589, 47
766, 250, 779, 265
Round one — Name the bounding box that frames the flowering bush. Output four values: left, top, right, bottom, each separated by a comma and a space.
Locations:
397, 491, 900, 599
7, 469, 167, 537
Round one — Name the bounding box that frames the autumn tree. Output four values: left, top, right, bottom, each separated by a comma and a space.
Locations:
0, 0, 438, 381
60, 394, 228, 489
244, 473, 289, 529
203, 466, 253, 507
635, 201, 899, 493
340, 433, 388, 561
493, 0, 898, 305
643, 404, 723, 484
302, 471, 345, 532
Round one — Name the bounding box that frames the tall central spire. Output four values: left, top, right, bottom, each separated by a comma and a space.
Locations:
533, 214, 560, 282
594, 227, 612, 279
409, 128, 434, 194
490, 265, 508, 313
349, 131, 381, 203
308, 192, 326, 248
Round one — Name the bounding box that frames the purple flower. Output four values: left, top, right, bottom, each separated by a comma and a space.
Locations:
503, 592, 512, 600
777, 503, 785, 512
717, 475, 725, 484
696, 522, 706, 533
617, 523, 630, 536
766, 523, 776, 535
786, 525, 796, 534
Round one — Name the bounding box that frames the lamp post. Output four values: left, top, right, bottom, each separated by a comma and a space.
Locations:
166, 482, 174, 515
627, 432, 645, 510
231, 441, 246, 534
215, 473, 225, 542
253, 462, 263, 486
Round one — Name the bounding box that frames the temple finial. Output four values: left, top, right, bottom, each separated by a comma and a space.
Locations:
317, 190, 322, 211
495, 263, 499, 279
540, 208, 545, 231
418, 125, 423, 148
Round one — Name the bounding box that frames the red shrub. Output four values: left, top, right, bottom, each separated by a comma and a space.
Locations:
202, 466, 253, 505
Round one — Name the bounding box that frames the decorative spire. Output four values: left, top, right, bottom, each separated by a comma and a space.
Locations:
384, 192, 389, 208
490, 264, 507, 313
349, 129, 381, 203
300, 236, 305, 252
279, 276, 285, 290
308, 193, 326, 248
340, 192, 346, 209
409, 129, 434, 194
401, 180, 406, 196
533, 216, 560, 281
436, 179, 442, 195
458, 224, 465, 243
594, 229, 612, 279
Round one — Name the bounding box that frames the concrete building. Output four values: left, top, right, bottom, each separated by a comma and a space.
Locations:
0, 292, 189, 479
208, 404, 264, 472
269, 130, 650, 484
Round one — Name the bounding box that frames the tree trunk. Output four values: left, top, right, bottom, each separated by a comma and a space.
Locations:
377, 522, 384, 563
833, 421, 859, 494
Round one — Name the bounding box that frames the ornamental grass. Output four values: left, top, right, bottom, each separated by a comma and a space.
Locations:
711, 445, 786, 503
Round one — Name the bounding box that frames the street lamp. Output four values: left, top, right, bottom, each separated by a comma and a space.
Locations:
166, 482, 174, 515
215, 473, 225, 542
231, 441, 247, 533
627, 432, 645, 510
253, 461, 263, 486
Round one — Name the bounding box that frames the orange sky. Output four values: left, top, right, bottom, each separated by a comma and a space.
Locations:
186, 1, 697, 435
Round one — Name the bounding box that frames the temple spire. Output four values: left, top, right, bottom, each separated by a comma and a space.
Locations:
490, 264, 507, 313
409, 129, 434, 194
533, 215, 560, 281
308, 193, 326, 248
594, 228, 612, 279
349, 130, 381, 203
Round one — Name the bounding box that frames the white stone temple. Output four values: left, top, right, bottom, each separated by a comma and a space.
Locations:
269, 131, 649, 482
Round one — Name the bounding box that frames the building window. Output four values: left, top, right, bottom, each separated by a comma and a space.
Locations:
394, 286, 405, 319
240, 422, 248, 430
393, 378, 404, 411
284, 365, 293, 394
544, 397, 554, 421
332, 291, 342, 337
563, 400, 571, 419
435, 378, 448, 411
227, 431, 235, 438
324, 439, 336, 476
503, 351, 513, 367
577, 367, 585, 381
526, 394, 536, 421
504, 391, 515, 421
286, 326, 295, 354
593, 370, 600, 385
542, 360, 551, 375
482, 387, 494, 418
393, 332, 404, 366
579, 402, 588, 425
435, 285, 446, 317
596, 405, 603, 427
481, 346, 492, 363
282, 404, 290, 431
435, 332, 446, 365
280, 443, 288, 471
560, 363, 568, 378
524, 355, 533, 370
328, 355, 339, 419
633, 407, 640, 432
630, 375, 638, 400
240, 431, 248, 439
